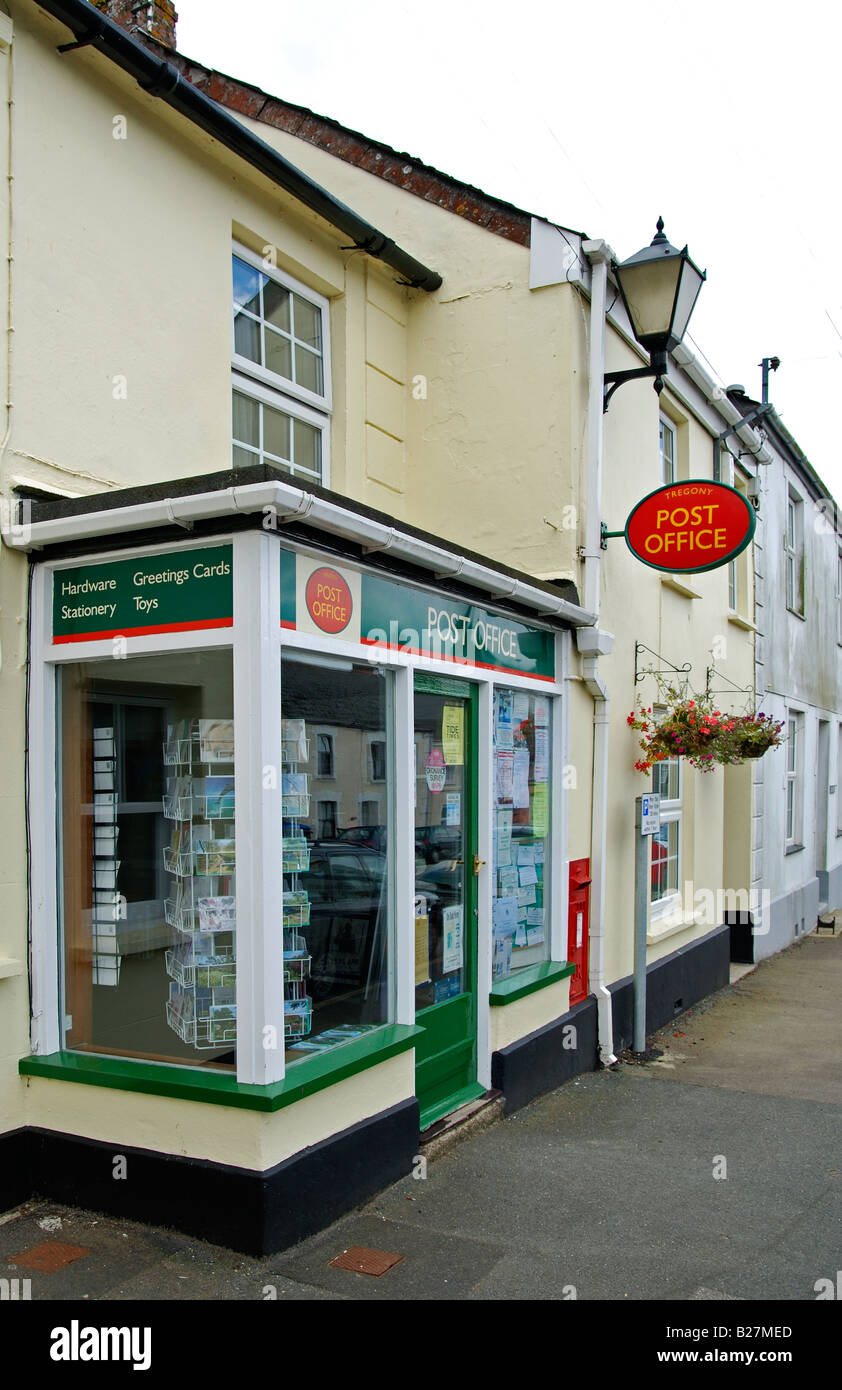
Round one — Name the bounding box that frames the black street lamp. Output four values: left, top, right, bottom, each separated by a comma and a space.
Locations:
603, 218, 706, 411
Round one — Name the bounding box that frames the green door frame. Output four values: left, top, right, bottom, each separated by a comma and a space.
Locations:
413, 673, 484, 1128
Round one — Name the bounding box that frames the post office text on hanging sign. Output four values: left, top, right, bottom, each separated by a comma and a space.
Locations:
624, 481, 755, 575
52, 546, 233, 644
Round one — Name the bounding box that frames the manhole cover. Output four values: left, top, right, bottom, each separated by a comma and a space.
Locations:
8, 1240, 91, 1273
328, 1245, 404, 1277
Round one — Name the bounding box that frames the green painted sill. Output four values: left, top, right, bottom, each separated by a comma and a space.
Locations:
490, 960, 574, 1006
19, 1024, 424, 1113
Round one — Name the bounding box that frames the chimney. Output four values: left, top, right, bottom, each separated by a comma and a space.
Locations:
91, 1, 178, 50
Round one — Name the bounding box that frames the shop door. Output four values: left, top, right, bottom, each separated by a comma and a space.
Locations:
413, 674, 482, 1128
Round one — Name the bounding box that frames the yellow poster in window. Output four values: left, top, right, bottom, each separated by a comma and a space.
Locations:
532, 781, 549, 837
415, 913, 431, 985
442, 704, 464, 765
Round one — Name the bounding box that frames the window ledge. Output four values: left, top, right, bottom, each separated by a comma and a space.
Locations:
727, 613, 756, 632
647, 908, 707, 945
19, 1024, 424, 1112
785, 843, 805, 856
786, 607, 807, 623
661, 574, 702, 599
0, 958, 24, 979
490, 960, 574, 1005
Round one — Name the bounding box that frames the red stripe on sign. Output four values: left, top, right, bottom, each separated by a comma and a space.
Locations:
280, 620, 297, 630
53, 617, 233, 645
360, 637, 555, 681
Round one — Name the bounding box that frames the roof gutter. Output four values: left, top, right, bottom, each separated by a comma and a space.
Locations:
34, 0, 443, 292
4, 478, 596, 627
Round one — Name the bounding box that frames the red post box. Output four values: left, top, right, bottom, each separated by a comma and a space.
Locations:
567, 858, 591, 1005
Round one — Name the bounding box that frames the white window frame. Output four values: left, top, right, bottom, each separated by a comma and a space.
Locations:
837, 549, 842, 646
232, 241, 331, 486
785, 710, 804, 848
30, 532, 287, 1088
28, 530, 569, 1108
785, 488, 804, 615
659, 416, 676, 485
650, 719, 682, 918
727, 467, 750, 616
368, 736, 388, 783
314, 729, 335, 780
317, 797, 339, 839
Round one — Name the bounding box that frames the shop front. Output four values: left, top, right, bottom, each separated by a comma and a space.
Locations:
11, 469, 586, 1252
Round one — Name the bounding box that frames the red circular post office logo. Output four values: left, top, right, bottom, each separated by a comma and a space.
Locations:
304, 567, 353, 634
625, 480, 755, 574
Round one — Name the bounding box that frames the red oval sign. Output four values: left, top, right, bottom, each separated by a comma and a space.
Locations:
625, 480, 755, 574
304, 566, 353, 634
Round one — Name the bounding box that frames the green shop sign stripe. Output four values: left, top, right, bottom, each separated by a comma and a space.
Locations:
53, 545, 233, 644
280, 551, 555, 679
359, 572, 555, 680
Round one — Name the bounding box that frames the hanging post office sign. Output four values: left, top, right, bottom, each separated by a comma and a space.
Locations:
624, 480, 755, 574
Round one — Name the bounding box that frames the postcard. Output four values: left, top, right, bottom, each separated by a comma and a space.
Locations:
203, 776, 235, 819
198, 719, 235, 762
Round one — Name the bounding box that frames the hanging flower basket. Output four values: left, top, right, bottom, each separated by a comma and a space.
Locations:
718, 713, 785, 763
627, 686, 784, 774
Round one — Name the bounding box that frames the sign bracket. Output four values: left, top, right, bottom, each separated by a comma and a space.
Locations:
705, 665, 753, 699
600, 523, 624, 550
634, 641, 692, 687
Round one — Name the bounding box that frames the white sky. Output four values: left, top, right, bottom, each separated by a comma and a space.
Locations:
176, 0, 842, 498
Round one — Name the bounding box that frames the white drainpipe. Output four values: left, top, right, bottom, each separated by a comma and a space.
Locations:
579, 239, 617, 1065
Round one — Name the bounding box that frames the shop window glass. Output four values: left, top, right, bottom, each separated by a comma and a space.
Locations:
491, 689, 552, 979
282, 655, 393, 1062
59, 649, 236, 1070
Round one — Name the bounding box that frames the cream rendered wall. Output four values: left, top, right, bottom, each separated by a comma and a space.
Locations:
490, 979, 571, 1053
0, 13, 27, 1136
8, 5, 421, 506
229, 114, 586, 582
596, 328, 755, 985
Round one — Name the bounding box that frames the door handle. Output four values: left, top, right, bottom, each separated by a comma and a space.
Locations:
473, 855, 486, 876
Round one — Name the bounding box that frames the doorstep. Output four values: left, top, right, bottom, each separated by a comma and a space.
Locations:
418, 1089, 504, 1161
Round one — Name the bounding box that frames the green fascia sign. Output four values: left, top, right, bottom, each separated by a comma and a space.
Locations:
52, 537, 555, 682
359, 571, 555, 680
53, 545, 233, 644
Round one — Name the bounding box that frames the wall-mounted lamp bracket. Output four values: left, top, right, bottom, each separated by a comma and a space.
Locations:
603, 350, 668, 413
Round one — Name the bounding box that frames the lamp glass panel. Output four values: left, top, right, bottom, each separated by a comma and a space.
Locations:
670, 261, 705, 343
618, 258, 682, 342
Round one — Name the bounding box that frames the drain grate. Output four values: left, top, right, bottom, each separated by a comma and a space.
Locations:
8, 1240, 91, 1273
328, 1245, 404, 1277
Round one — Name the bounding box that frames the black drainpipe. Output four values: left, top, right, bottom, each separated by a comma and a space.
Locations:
35, 0, 444, 292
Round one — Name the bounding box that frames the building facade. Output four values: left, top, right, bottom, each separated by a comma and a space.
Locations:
0, 0, 838, 1252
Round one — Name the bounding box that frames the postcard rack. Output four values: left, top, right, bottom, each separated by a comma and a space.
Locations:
91, 725, 121, 987
282, 719, 313, 1040
163, 718, 238, 1050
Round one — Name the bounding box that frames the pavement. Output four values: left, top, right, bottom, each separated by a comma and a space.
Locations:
2, 925, 840, 1302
